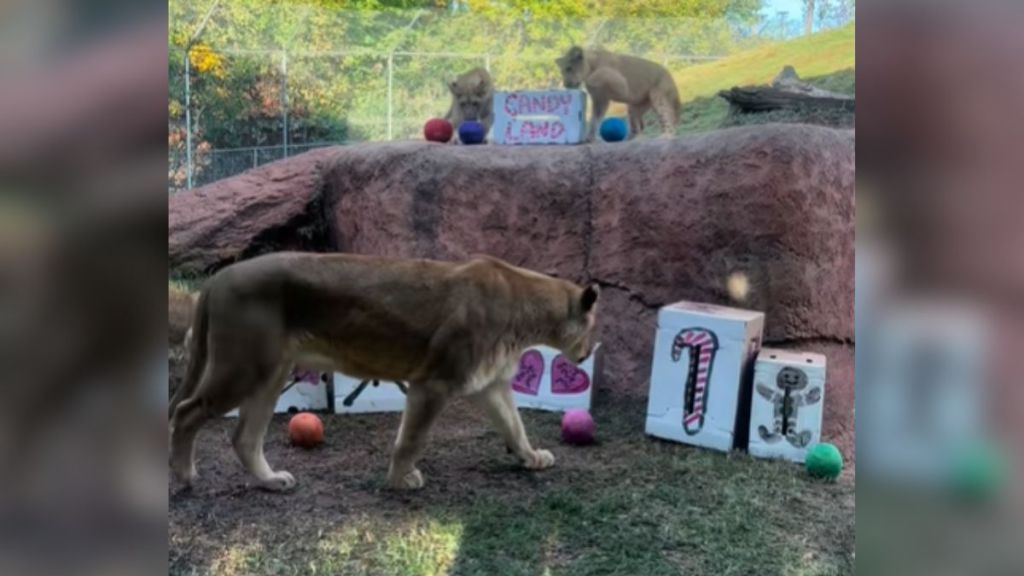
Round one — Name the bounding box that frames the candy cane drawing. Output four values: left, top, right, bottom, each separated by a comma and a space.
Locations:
671, 327, 719, 435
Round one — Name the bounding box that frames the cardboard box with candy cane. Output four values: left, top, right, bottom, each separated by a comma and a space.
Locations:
645, 301, 764, 452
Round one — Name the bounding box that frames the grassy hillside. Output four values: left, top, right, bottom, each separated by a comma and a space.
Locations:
616, 24, 855, 134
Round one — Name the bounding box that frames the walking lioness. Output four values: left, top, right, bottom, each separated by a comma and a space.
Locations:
556, 46, 682, 141
169, 252, 599, 492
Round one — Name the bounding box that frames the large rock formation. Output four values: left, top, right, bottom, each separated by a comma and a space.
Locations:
168, 147, 339, 275
168, 125, 855, 456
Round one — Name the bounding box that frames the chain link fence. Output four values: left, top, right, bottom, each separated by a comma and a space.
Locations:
168, 4, 853, 192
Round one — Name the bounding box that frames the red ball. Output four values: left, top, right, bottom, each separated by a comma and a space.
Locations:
424, 118, 454, 143
561, 410, 595, 445
288, 412, 324, 448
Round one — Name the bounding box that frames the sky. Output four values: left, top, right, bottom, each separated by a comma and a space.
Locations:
763, 0, 805, 19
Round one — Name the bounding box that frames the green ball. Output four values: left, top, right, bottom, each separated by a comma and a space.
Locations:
805, 443, 844, 479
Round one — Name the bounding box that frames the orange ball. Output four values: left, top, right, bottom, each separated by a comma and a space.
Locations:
288, 412, 324, 448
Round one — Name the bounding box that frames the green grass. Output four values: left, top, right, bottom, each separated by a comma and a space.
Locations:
171, 399, 854, 576
612, 25, 856, 134
675, 25, 855, 104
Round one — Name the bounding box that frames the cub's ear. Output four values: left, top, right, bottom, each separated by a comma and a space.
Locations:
555, 55, 566, 67
448, 79, 458, 93
580, 284, 600, 313
568, 46, 584, 62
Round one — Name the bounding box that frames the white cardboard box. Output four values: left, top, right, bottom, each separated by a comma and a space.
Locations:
226, 369, 330, 417
334, 374, 409, 414
645, 301, 764, 452
330, 343, 602, 414
492, 90, 587, 145
511, 343, 601, 412
748, 348, 827, 462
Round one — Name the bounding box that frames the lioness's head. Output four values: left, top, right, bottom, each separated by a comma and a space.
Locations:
558, 283, 600, 363
555, 46, 587, 89
449, 74, 490, 121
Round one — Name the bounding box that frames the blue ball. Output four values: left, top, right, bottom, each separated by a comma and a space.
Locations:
458, 121, 486, 145
599, 117, 629, 142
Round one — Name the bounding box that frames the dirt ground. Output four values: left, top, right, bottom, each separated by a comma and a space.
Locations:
169, 387, 854, 575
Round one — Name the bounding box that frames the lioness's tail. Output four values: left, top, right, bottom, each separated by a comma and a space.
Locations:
170, 287, 209, 419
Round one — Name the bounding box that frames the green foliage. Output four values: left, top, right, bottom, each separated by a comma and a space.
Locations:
167, 2, 856, 190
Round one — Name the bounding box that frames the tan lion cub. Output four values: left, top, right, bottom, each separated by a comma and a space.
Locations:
445, 67, 495, 143
169, 253, 599, 492
556, 46, 682, 141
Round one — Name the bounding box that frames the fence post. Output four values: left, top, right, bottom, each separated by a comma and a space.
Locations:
387, 53, 394, 140
185, 50, 193, 190
253, 148, 258, 169
282, 50, 289, 157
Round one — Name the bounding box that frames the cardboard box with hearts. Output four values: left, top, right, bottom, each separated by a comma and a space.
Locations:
327, 344, 603, 414
511, 343, 602, 412
226, 368, 330, 417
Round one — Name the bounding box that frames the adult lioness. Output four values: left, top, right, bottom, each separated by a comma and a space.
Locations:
169, 252, 599, 492
556, 46, 682, 141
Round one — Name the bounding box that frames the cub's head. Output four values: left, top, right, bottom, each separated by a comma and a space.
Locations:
449, 73, 490, 121
558, 283, 600, 363
555, 46, 587, 89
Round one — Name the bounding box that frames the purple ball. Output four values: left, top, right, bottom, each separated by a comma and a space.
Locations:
458, 120, 486, 145
561, 409, 595, 445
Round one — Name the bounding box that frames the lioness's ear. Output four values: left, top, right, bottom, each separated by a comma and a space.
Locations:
448, 79, 458, 93
555, 56, 566, 67
568, 46, 584, 62
580, 284, 600, 313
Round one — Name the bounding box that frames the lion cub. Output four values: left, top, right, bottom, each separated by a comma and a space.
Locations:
556, 46, 682, 141
445, 67, 494, 143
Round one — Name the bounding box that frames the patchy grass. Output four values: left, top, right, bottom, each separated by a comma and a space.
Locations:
674, 25, 855, 104
169, 395, 854, 575
609, 25, 855, 135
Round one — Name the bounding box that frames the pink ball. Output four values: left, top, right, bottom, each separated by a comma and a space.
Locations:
561, 410, 595, 445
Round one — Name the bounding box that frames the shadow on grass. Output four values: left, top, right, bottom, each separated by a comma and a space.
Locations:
169, 396, 854, 576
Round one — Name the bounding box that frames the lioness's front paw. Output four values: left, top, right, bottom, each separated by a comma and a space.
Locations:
258, 471, 296, 492
387, 468, 424, 490
523, 449, 555, 470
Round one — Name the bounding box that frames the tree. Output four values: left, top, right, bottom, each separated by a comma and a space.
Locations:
803, 0, 815, 35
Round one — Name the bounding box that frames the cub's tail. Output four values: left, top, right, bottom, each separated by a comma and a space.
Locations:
169, 287, 209, 419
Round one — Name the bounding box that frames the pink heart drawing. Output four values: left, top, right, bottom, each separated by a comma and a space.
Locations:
512, 350, 544, 395
551, 355, 590, 394
291, 367, 322, 385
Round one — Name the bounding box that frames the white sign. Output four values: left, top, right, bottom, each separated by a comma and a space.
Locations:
492, 90, 587, 145
645, 300, 764, 452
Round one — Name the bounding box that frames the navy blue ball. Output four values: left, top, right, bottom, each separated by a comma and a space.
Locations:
599, 117, 629, 142
458, 121, 486, 145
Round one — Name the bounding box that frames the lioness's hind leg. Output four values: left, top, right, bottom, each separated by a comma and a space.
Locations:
651, 91, 678, 138
169, 395, 210, 486
233, 364, 295, 492
471, 381, 554, 471
628, 103, 649, 139
387, 384, 447, 490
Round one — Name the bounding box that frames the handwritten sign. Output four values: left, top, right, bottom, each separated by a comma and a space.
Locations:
493, 90, 587, 145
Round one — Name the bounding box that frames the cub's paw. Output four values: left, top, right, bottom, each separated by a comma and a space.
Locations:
387, 468, 425, 490
258, 471, 296, 492
523, 449, 555, 470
